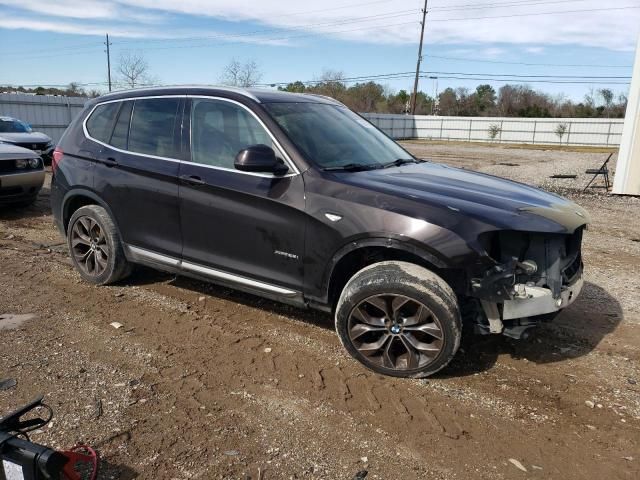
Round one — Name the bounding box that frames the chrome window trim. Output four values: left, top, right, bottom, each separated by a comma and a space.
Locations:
127, 245, 299, 297
82, 94, 300, 177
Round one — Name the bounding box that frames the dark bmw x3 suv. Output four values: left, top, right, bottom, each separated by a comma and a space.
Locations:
51, 86, 588, 378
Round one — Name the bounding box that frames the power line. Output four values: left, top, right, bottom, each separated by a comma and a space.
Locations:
1, 42, 103, 57
114, 9, 419, 46
424, 71, 631, 79
428, 0, 592, 12
425, 54, 633, 69
2, 45, 102, 59
108, 20, 420, 52
428, 75, 630, 84
109, 4, 639, 53
4, 70, 630, 90
263, 0, 399, 18
427, 5, 640, 22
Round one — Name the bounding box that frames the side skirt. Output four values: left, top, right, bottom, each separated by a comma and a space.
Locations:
124, 244, 307, 308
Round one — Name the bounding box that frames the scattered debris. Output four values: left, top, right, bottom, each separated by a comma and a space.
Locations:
498, 162, 520, 167
508, 458, 528, 472
550, 174, 577, 179
0, 378, 17, 391
622, 456, 634, 462
3, 234, 15, 240
628, 378, 637, 385
110, 322, 124, 329
114, 292, 125, 298
0, 313, 36, 331
585, 400, 595, 409
360, 456, 368, 463
532, 465, 543, 470
94, 397, 103, 419
263, 347, 272, 353
198, 296, 206, 302
352, 470, 368, 480
224, 450, 240, 456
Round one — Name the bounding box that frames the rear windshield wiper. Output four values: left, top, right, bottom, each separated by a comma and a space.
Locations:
322, 163, 381, 172
382, 158, 421, 169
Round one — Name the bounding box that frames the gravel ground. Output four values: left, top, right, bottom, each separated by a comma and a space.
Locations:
1, 143, 639, 480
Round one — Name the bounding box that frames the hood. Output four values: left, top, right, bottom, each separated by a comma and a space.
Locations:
0, 143, 40, 160
0, 132, 52, 144
338, 162, 589, 234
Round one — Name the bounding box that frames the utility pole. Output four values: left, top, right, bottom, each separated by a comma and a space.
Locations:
410, 0, 428, 115
105, 34, 112, 92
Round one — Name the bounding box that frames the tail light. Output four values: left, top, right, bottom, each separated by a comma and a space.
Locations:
52, 147, 63, 173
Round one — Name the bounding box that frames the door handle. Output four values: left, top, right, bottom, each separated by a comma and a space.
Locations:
102, 157, 118, 167
180, 175, 206, 186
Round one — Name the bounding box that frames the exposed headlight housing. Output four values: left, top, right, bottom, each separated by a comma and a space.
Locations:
28, 158, 40, 168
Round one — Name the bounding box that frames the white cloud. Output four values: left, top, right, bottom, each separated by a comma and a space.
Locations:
1, 0, 638, 50
525, 47, 545, 55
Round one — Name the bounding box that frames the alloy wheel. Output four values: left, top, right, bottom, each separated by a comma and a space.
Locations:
347, 294, 444, 371
70, 216, 109, 277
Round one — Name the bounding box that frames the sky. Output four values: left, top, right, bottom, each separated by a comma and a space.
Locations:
0, 0, 639, 102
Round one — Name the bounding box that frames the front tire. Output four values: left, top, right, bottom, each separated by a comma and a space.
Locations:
335, 261, 461, 378
67, 205, 131, 285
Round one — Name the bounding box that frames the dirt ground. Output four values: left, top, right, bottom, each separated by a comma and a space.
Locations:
1, 142, 639, 480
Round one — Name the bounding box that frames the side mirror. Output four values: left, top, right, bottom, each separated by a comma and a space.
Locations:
234, 145, 288, 175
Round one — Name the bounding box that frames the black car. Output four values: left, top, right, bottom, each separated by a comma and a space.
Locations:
51, 87, 587, 378
0, 116, 54, 163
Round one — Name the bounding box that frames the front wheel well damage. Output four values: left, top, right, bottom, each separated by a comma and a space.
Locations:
327, 246, 465, 309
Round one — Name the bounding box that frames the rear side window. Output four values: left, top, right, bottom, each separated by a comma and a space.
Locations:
128, 98, 180, 158
109, 101, 133, 150
85, 102, 119, 143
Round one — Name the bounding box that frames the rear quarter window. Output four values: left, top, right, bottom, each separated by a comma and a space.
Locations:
85, 102, 120, 143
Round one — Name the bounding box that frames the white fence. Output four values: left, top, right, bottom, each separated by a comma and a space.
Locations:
0, 93, 87, 142
0, 93, 624, 147
362, 113, 624, 147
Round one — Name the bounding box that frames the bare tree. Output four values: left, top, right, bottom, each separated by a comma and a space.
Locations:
219, 59, 263, 87
599, 88, 614, 117
488, 124, 502, 142
118, 52, 152, 88
555, 123, 569, 144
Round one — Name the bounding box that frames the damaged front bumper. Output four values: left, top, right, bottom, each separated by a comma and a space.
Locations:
502, 274, 583, 320
468, 228, 585, 338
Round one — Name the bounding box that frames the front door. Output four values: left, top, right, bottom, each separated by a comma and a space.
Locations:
178, 98, 306, 293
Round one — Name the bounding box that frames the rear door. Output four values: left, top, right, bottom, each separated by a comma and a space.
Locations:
91, 97, 183, 257
178, 97, 306, 292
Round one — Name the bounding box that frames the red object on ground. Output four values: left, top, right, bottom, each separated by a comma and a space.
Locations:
61, 445, 99, 480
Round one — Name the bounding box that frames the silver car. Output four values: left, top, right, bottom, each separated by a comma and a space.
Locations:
0, 116, 54, 163
0, 143, 45, 207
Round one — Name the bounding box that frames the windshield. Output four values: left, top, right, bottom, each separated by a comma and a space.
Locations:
263, 102, 414, 170
0, 119, 32, 133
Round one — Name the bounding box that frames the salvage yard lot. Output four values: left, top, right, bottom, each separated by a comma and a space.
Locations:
1, 141, 639, 479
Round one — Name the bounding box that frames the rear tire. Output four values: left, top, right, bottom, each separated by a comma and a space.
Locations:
335, 261, 461, 378
67, 205, 131, 285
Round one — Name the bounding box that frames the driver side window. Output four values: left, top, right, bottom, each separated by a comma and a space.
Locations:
190, 99, 274, 169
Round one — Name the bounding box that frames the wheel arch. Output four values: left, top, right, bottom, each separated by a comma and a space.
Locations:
61, 189, 122, 239
323, 238, 464, 310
